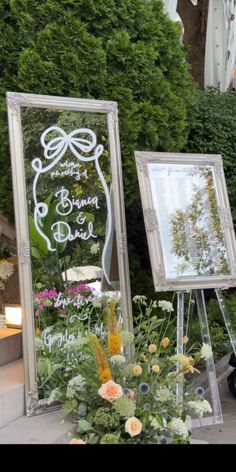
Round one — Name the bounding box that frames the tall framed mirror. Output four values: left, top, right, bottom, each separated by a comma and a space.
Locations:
7, 92, 132, 415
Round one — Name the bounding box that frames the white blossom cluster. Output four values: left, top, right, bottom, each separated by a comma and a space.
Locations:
158, 300, 174, 313
200, 343, 213, 360
110, 355, 126, 366
154, 387, 174, 403
66, 374, 86, 399
133, 295, 147, 305
149, 415, 167, 431
188, 399, 212, 417
167, 418, 189, 439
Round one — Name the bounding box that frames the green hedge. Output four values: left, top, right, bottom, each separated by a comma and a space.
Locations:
186, 87, 236, 228
0, 0, 196, 294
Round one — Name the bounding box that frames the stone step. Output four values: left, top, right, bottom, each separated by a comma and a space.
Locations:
0, 328, 22, 367
0, 409, 74, 444
0, 359, 25, 429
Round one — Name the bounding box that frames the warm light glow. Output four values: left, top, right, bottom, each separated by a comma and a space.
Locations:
4, 305, 22, 328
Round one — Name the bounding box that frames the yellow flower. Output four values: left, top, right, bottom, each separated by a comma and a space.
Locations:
106, 299, 122, 356
108, 333, 121, 356
148, 344, 157, 354
89, 334, 112, 384
151, 364, 160, 374
178, 354, 191, 367
161, 337, 170, 348
133, 365, 142, 376
99, 368, 112, 384
177, 354, 200, 375
183, 336, 189, 344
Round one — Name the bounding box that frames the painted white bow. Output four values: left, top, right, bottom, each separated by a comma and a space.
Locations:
32, 126, 103, 174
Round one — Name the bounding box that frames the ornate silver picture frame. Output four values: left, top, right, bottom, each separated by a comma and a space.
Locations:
135, 152, 236, 292
7, 92, 132, 414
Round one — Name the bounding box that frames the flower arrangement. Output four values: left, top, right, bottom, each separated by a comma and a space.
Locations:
0, 257, 15, 290
42, 297, 212, 444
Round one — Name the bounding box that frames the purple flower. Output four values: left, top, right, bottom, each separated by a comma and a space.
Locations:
139, 383, 150, 395
195, 386, 204, 396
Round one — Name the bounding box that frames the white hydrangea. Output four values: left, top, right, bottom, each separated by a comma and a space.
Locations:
47, 387, 61, 405
154, 387, 174, 402
188, 399, 212, 418
66, 374, 86, 399
133, 295, 147, 305
149, 415, 167, 431
167, 418, 189, 439
110, 355, 126, 366
158, 300, 174, 313
200, 343, 213, 360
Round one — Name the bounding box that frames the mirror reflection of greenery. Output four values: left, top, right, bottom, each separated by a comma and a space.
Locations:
170, 166, 229, 276
22, 108, 111, 292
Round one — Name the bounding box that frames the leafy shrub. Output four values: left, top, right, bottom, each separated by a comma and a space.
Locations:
0, 0, 196, 294
186, 87, 236, 229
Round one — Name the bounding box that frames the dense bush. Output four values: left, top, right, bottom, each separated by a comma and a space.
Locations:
186, 87, 236, 228
0, 0, 196, 294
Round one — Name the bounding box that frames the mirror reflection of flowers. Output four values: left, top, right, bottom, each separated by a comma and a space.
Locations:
42, 296, 212, 444
33, 282, 95, 333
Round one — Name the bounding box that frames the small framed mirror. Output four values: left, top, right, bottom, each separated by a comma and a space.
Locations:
7, 92, 132, 414
135, 152, 236, 291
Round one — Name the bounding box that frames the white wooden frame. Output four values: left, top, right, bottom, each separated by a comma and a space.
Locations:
135, 151, 236, 292
7, 92, 133, 414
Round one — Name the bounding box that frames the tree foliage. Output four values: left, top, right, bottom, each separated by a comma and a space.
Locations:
0, 0, 196, 294
186, 87, 236, 230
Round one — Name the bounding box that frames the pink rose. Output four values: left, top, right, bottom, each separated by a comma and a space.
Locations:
98, 380, 123, 402
69, 438, 86, 444
125, 417, 142, 437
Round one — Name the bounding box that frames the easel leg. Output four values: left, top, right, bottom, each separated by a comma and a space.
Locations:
176, 291, 184, 404
195, 290, 223, 424
215, 289, 236, 358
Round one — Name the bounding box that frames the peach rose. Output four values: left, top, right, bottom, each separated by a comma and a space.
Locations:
125, 417, 142, 437
69, 438, 86, 444
98, 380, 123, 402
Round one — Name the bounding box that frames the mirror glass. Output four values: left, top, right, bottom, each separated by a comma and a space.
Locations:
7, 94, 132, 412
148, 163, 230, 279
